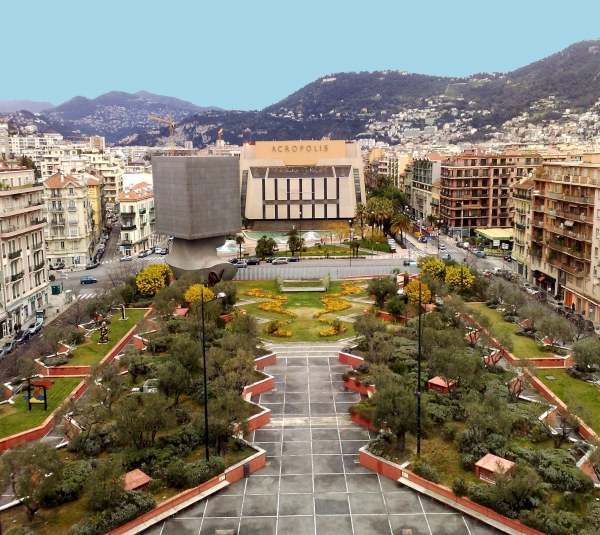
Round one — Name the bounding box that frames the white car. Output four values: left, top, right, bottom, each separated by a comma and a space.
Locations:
120, 255, 133, 262
271, 257, 288, 265
439, 244, 446, 251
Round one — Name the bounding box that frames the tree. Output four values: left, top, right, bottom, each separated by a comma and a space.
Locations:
572, 337, 600, 373
185, 284, 214, 304
419, 257, 446, 281
157, 360, 192, 406
373, 372, 418, 452
541, 405, 581, 449
404, 279, 432, 305
390, 214, 412, 247
367, 276, 399, 308
66, 301, 88, 328
355, 202, 367, 236
235, 234, 245, 260
539, 316, 572, 347
353, 313, 387, 340
520, 303, 546, 330
114, 393, 175, 449
286, 227, 303, 256
39, 326, 68, 357
87, 362, 125, 413
86, 456, 126, 513
255, 235, 277, 259
153, 284, 185, 319
119, 349, 148, 384
445, 265, 475, 291
136, 264, 173, 296
0, 442, 64, 521
330, 221, 349, 248
385, 295, 406, 318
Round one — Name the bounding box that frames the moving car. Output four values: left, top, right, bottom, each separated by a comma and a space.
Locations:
27, 322, 43, 335
474, 250, 487, 258
289, 256, 300, 262
403, 259, 417, 266
15, 330, 30, 345
138, 249, 152, 258
235, 260, 247, 268
439, 244, 446, 251
441, 253, 452, 260
86, 261, 100, 269
271, 257, 288, 265
120, 255, 133, 262
503, 255, 513, 262
80, 276, 97, 284
247, 257, 260, 265
265, 257, 276, 263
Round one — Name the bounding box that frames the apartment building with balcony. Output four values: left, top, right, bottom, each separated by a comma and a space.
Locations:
530, 159, 600, 323
440, 150, 540, 239
409, 156, 442, 220
0, 163, 49, 336
118, 183, 156, 256
43, 173, 96, 268
87, 153, 123, 213
511, 179, 534, 279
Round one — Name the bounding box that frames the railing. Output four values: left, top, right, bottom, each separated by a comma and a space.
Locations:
31, 217, 46, 225
51, 221, 65, 227
546, 241, 589, 260
140, 221, 147, 227
0, 182, 43, 193
549, 209, 593, 224
121, 239, 132, 245
121, 225, 137, 231
11, 271, 24, 282
150, 207, 155, 212
138, 208, 147, 214
533, 220, 544, 227
68, 220, 78, 225
33, 262, 45, 271
499, 212, 509, 218
515, 223, 526, 232
8, 249, 21, 259
67, 205, 77, 211
48, 206, 63, 212
532, 204, 544, 212
547, 225, 591, 241
121, 212, 135, 218
547, 192, 591, 204
32, 242, 43, 250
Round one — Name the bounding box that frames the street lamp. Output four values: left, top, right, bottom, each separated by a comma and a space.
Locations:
195, 289, 226, 462
437, 219, 443, 258
348, 220, 354, 268
298, 208, 302, 261
370, 211, 375, 254
416, 276, 423, 457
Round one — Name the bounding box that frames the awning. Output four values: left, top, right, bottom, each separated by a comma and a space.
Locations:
7, 304, 21, 314
538, 276, 545, 282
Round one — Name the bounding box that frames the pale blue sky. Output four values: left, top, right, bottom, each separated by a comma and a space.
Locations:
5, 0, 600, 110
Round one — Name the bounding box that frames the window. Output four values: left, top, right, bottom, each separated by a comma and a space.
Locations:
69, 188, 73, 195
60, 241, 65, 250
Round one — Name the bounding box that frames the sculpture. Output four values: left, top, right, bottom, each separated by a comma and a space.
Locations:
98, 321, 110, 344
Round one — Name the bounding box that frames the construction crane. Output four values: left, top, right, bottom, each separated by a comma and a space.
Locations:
148, 115, 175, 155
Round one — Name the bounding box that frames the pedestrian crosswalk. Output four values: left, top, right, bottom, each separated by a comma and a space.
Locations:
101, 253, 165, 265
76, 293, 97, 300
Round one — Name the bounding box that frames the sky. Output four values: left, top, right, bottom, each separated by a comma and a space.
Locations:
5, 0, 600, 110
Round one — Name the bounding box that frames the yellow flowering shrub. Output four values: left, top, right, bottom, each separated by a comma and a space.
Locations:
318, 318, 346, 337
265, 319, 292, 337
257, 295, 296, 317
314, 295, 351, 317
184, 284, 215, 304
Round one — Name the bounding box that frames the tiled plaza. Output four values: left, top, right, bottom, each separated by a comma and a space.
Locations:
145, 343, 498, 535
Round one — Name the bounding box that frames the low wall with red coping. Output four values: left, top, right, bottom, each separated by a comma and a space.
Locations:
376, 311, 407, 323
359, 448, 545, 535
247, 408, 271, 433
105, 447, 267, 535
350, 412, 377, 431
255, 352, 276, 369
242, 375, 275, 398
339, 352, 364, 367
344, 378, 375, 396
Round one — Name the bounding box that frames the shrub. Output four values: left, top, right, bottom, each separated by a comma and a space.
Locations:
460, 453, 476, 471
412, 462, 441, 483
6, 527, 36, 535
452, 477, 468, 497
519, 509, 586, 535
441, 422, 459, 442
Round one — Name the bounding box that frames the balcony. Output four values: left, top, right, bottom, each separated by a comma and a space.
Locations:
532, 204, 545, 213
547, 225, 591, 242
121, 224, 137, 231
33, 262, 45, 271
499, 212, 509, 218
67, 205, 77, 211
121, 239, 132, 245
30, 217, 46, 225
51, 220, 65, 227
10, 271, 24, 282
140, 221, 147, 227
515, 223, 526, 232
121, 212, 135, 218
547, 192, 591, 204
8, 249, 21, 260
0, 183, 44, 195
150, 207, 155, 212
546, 241, 588, 260
68, 220, 78, 225
138, 208, 147, 215
32, 242, 43, 251
549, 209, 593, 224
533, 220, 544, 228
49, 206, 64, 212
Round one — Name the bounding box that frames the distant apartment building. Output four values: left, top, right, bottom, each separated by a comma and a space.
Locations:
43, 173, 97, 268
511, 178, 534, 279
530, 157, 600, 322
440, 150, 540, 238
118, 183, 156, 255
0, 163, 49, 336
87, 153, 123, 213
0, 123, 8, 159
409, 157, 442, 221
40, 147, 81, 179
387, 152, 411, 189
89, 136, 106, 152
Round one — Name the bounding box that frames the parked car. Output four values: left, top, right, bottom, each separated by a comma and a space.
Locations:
27, 322, 43, 335
289, 256, 300, 262
247, 257, 260, 265
403, 259, 417, 266
1, 340, 16, 354
159, 248, 169, 255
271, 257, 288, 265
265, 257, 276, 263
138, 250, 151, 258
503, 255, 513, 262
474, 250, 487, 258
53, 261, 65, 270
86, 261, 100, 269
15, 330, 30, 345
120, 255, 133, 262
439, 244, 446, 251
229, 258, 239, 264
441, 253, 451, 260
235, 260, 247, 268
80, 276, 97, 285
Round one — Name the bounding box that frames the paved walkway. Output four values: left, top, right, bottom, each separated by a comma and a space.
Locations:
145, 343, 496, 535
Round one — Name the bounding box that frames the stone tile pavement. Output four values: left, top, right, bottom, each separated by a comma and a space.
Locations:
145, 343, 498, 535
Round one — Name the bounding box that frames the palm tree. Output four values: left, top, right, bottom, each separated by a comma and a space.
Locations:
390, 214, 412, 248
355, 203, 367, 237
235, 234, 245, 260
425, 214, 437, 227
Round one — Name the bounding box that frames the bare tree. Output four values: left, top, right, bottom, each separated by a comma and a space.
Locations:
106, 260, 141, 288
65, 301, 89, 328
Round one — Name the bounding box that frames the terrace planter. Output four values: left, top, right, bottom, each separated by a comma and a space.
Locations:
343, 378, 375, 396
350, 411, 377, 431
339, 351, 364, 367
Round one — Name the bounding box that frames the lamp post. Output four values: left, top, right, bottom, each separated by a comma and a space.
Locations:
195, 289, 226, 462
348, 220, 354, 268
416, 276, 422, 457
298, 208, 302, 261
437, 219, 443, 258
370, 211, 375, 254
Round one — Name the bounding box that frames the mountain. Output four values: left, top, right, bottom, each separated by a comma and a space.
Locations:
47, 91, 221, 142
122, 39, 600, 148
0, 99, 54, 113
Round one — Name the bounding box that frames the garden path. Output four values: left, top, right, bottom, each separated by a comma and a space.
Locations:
145, 342, 496, 535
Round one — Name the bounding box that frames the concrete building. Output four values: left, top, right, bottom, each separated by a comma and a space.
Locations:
118, 183, 156, 256
43, 173, 96, 268
440, 150, 540, 238
153, 156, 240, 279
0, 163, 49, 336
89, 136, 106, 152
409, 157, 442, 220
86, 153, 123, 214
511, 178, 534, 279
0, 123, 9, 159
530, 158, 600, 322
239, 140, 366, 231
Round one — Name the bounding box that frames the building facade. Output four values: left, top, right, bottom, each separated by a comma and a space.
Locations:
409, 157, 441, 220
43, 173, 96, 268
511, 179, 534, 279
0, 164, 49, 336
239, 140, 366, 230
440, 150, 540, 238
119, 183, 156, 255
530, 158, 600, 322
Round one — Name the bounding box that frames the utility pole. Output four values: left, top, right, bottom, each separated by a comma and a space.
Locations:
416, 277, 422, 457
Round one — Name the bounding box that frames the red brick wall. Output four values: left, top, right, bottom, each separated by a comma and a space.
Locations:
242, 376, 275, 398
246, 409, 271, 432
343, 378, 375, 396
255, 352, 276, 369
339, 352, 364, 367
350, 412, 377, 431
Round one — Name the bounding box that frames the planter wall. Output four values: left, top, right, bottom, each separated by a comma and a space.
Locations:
242, 375, 275, 398
359, 447, 545, 535
350, 412, 377, 431
343, 378, 375, 396
339, 352, 364, 367
254, 352, 276, 369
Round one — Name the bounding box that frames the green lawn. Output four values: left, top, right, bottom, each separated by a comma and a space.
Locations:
67, 309, 148, 366
236, 280, 366, 342
0, 377, 83, 438
271, 244, 373, 258
468, 303, 550, 359
539, 370, 600, 434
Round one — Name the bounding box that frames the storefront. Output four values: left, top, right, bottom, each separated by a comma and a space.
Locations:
564, 288, 598, 324
532, 270, 556, 296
